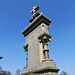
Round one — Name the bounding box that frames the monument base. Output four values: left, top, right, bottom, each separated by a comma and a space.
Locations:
22, 67, 59, 75
22, 59, 59, 75
28, 72, 58, 75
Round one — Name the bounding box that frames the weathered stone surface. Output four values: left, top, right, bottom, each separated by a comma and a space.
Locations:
22, 6, 59, 75
25, 23, 49, 70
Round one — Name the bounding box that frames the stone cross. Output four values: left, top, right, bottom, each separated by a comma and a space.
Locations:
31, 5, 39, 14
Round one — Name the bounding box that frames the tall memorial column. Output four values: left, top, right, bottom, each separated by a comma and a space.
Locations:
22, 5, 59, 75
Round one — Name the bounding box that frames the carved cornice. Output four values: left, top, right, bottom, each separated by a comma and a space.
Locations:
38, 33, 52, 43
29, 12, 40, 22
38, 33, 51, 39
22, 13, 51, 37
23, 44, 28, 52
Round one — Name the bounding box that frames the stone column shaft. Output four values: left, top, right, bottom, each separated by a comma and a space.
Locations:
43, 44, 49, 58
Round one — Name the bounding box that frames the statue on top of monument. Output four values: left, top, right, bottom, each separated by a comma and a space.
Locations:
31, 5, 39, 14
22, 5, 59, 75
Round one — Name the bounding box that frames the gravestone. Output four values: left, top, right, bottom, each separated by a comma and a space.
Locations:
22, 5, 59, 75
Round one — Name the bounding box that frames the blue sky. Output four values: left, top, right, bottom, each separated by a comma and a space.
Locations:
0, 0, 75, 75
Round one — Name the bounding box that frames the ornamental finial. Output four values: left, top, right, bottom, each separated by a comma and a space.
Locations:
31, 5, 39, 14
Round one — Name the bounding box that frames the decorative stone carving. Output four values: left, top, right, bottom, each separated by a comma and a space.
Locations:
31, 5, 39, 14
38, 33, 51, 59
23, 44, 28, 52
23, 44, 28, 66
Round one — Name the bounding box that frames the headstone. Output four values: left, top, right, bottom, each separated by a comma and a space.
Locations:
22, 5, 59, 75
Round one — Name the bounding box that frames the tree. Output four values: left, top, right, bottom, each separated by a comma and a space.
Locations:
7, 71, 11, 75
60, 71, 68, 75
0, 71, 11, 75
0, 66, 11, 75
15, 69, 21, 75
0, 66, 2, 72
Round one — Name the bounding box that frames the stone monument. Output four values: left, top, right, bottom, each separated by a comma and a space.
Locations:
22, 5, 59, 75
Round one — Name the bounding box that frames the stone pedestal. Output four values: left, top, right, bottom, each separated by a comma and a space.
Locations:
22, 5, 59, 75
